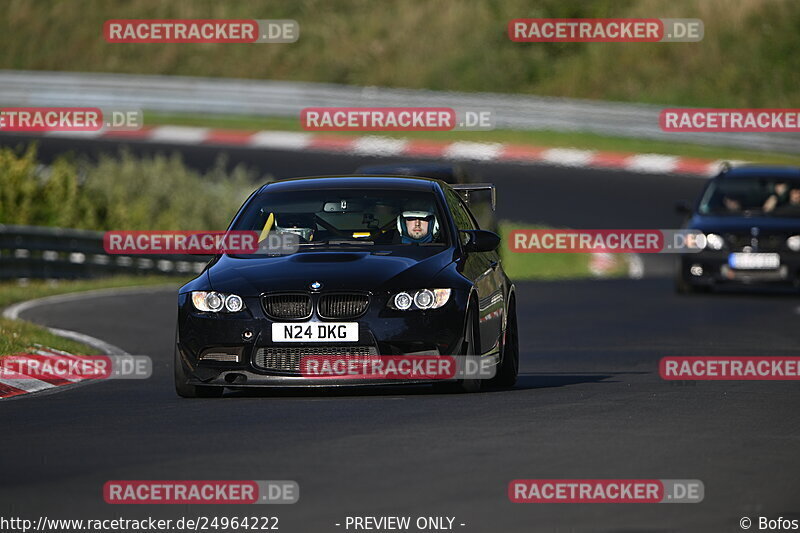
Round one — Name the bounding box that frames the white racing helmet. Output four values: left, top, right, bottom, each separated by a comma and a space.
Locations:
398, 210, 439, 243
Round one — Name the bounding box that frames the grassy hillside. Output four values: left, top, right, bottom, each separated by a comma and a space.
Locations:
1, 0, 798, 107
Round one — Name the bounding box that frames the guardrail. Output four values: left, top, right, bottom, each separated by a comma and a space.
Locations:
0, 225, 208, 280
0, 70, 797, 153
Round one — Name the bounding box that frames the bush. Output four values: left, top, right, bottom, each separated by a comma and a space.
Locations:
0, 145, 260, 231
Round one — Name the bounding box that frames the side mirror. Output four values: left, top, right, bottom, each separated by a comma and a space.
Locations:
460, 230, 500, 253
675, 200, 692, 215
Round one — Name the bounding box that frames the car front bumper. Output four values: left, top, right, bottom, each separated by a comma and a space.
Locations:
677, 252, 800, 287
176, 290, 495, 387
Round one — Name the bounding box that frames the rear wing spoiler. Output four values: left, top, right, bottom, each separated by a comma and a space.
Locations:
451, 183, 496, 211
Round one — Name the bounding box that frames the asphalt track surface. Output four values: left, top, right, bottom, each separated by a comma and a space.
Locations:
2, 135, 799, 532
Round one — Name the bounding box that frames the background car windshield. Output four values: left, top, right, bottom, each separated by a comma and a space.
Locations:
699, 177, 800, 217
232, 188, 448, 245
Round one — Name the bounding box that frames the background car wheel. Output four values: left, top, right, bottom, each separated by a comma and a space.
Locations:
491, 298, 519, 388
174, 344, 224, 398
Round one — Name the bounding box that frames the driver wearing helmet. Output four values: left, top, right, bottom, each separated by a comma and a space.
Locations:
397, 210, 439, 244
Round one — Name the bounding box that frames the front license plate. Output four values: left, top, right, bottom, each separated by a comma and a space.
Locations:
728, 253, 780, 270
272, 322, 359, 342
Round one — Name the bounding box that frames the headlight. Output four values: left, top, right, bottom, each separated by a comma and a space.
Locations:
191, 291, 246, 313
787, 235, 800, 251
394, 292, 413, 310
705, 233, 724, 250
225, 294, 244, 312
414, 289, 435, 309
389, 289, 451, 310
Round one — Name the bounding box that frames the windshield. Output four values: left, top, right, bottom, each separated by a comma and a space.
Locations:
231, 187, 449, 248
698, 177, 800, 217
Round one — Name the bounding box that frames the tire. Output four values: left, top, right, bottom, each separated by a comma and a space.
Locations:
437, 304, 482, 393
174, 343, 224, 398
492, 298, 518, 388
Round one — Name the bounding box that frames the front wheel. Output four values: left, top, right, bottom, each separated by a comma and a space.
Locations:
435, 305, 482, 394
492, 299, 518, 388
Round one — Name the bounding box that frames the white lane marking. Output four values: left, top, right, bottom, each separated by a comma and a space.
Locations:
47, 327, 128, 356
443, 142, 504, 161
2, 285, 175, 371
249, 131, 312, 150
149, 126, 209, 144
56, 125, 731, 176
45, 130, 105, 138
351, 136, 408, 156
541, 148, 595, 167
0, 376, 53, 393
2, 284, 175, 321
29, 352, 82, 382
625, 154, 679, 174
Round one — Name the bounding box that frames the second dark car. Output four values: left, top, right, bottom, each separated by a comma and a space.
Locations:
675, 165, 800, 293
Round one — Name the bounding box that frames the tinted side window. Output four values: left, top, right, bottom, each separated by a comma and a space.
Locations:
445, 189, 478, 231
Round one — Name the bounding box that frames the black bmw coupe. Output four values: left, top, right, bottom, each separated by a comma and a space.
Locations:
175, 176, 518, 397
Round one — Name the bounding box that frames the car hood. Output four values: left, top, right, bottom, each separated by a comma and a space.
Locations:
688, 215, 800, 234
207, 247, 456, 295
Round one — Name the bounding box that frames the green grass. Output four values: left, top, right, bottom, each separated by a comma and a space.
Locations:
498, 221, 629, 280
145, 112, 800, 165
0, 317, 103, 356
0, 276, 181, 355
1, 0, 798, 108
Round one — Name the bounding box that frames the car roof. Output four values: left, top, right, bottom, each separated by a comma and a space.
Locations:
719, 165, 800, 179
259, 175, 444, 193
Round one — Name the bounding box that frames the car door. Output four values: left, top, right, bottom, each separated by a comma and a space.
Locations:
444, 188, 503, 356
